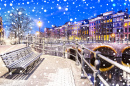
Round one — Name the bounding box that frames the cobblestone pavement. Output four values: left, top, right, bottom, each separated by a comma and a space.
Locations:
0, 55, 91, 86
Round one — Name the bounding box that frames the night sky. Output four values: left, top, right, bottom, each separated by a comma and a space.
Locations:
0, 0, 130, 34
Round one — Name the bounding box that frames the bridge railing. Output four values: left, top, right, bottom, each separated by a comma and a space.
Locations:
75, 42, 130, 86
72, 42, 110, 86
26, 37, 130, 85
41, 39, 130, 86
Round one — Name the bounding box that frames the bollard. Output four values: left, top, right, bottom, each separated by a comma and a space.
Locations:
81, 46, 87, 79
94, 51, 101, 86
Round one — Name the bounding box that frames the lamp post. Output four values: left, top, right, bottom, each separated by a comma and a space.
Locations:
37, 21, 42, 37
37, 21, 42, 45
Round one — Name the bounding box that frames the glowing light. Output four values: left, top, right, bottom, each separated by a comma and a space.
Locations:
36, 31, 39, 35
37, 21, 42, 27
111, 33, 115, 37
124, 23, 128, 27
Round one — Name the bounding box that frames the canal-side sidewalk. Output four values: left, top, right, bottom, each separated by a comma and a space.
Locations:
0, 55, 92, 86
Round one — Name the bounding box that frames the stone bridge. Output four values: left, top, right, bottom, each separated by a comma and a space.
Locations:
43, 41, 130, 86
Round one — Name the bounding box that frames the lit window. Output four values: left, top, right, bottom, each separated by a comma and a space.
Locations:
85, 31, 86, 34
107, 20, 109, 23
110, 19, 112, 22
124, 23, 128, 27
129, 22, 130, 25
82, 31, 84, 34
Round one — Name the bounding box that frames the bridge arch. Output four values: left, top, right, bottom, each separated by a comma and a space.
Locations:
121, 46, 130, 67
90, 45, 117, 72
65, 47, 82, 62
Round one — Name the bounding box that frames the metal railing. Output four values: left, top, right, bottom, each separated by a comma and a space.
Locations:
26, 36, 130, 86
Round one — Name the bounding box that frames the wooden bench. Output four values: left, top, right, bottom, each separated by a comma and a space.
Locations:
0, 47, 42, 74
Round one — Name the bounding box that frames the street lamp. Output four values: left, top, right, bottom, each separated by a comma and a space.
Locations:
111, 33, 115, 43
37, 21, 42, 37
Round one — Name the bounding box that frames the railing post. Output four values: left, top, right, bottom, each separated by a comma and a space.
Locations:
81, 46, 86, 79
63, 41, 65, 58
94, 51, 101, 86
76, 40, 79, 66
55, 48, 57, 56
43, 37, 45, 54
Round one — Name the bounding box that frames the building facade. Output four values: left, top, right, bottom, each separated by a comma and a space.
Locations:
89, 18, 96, 41
95, 15, 104, 41
124, 19, 130, 41
113, 11, 128, 41
44, 9, 130, 42
102, 11, 114, 41
80, 24, 89, 40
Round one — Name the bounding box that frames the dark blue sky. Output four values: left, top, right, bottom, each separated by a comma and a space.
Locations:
0, 0, 130, 34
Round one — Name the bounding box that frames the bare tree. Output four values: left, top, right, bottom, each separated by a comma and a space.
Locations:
7, 8, 33, 43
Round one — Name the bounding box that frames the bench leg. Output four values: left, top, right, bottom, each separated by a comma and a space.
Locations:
8, 68, 13, 75
37, 58, 40, 63
37, 57, 41, 63
32, 61, 36, 68
24, 67, 29, 75
8, 68, 11, 72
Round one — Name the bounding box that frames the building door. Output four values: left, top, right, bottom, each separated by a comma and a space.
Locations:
129, 34, 130, 41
